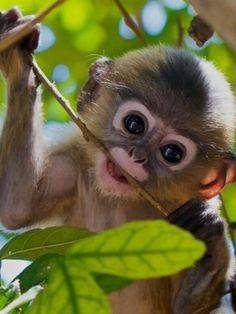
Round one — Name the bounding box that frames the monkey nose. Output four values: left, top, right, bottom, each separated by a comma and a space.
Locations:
134, 157, 148, 165
128, 147, 148, 165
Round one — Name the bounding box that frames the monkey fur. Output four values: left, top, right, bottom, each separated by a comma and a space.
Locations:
0, 8, 236, 314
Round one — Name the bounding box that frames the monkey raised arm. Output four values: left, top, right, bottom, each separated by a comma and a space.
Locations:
168, 199, 233, 314
0, 9, 78, 229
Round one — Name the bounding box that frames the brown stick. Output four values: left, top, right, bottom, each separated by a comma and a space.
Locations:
176, 16, 185, 48
113, 0, 147, 46
189, 0, 236, 53
31, 60, 167, 216
0, 0, 67, 53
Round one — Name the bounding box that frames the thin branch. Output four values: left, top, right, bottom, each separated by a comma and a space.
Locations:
176, 16, 185, 48
113, 0, 147, 46
0, 0, 67, 53
31, 60, 167, 216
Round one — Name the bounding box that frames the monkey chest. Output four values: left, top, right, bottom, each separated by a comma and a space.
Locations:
109, 278, 178, 314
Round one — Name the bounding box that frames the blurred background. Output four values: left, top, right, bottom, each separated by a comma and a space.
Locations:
0, 0, 236, 283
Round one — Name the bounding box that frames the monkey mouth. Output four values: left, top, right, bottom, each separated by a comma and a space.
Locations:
96, 152, 134, 195
106, 160, 128, 184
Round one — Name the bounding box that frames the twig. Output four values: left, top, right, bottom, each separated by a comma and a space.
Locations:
113, 0, 147, 46
0, 0, 67, 53
31, 60, 167, 216
176, 16, 185, 48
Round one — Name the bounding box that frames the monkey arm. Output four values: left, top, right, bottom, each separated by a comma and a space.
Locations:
0, 9, 78, 229
0, 66, 78, 229
168, 199, 233, 314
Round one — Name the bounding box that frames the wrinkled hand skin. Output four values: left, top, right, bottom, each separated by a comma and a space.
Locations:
0, 8, 39, 80
167, 199, 230, 314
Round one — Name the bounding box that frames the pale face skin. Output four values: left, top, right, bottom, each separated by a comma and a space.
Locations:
95, 100, 198, 197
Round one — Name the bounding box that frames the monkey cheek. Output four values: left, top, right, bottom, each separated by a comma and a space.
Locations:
95, 152, 133, 195
95, 152, 147, 196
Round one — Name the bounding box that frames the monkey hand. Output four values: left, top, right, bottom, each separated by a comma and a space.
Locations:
0, 8, 40, 78
167, 199, 227, 272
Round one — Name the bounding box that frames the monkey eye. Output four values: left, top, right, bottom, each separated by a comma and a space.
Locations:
158, 134, 197, 170
123, 113, 147, 135
159, 143, 185, 165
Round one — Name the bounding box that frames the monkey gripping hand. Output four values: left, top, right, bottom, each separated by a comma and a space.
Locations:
168, 199, 232, 314
0, 8, 40, 78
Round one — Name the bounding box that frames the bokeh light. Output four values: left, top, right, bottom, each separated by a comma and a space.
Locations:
187, 5, 196, 16
63, 82, 78, 95
1, 260, 31, 284
119, 17, 136, 40
211, 34, 224, 45
52, 64, 70, 83
36, 25, 56, 53
162, 0, 187, 10
142, 1, 167, 36
185, 35, 209, 51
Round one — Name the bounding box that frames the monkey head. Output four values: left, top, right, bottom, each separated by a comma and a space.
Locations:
77, 47, 236, 208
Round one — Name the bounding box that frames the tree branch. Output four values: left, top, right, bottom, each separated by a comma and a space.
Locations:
176, 16, 185, 48
0, 0, 67, 53
189, 0, 236, 52
113, 0, 147, 46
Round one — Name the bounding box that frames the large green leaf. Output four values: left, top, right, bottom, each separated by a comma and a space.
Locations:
0, 227, 93, 261
92, 273, 133, 294
29, 259, 111, 314
15, 255, 133, 295
69, 220, 205, 278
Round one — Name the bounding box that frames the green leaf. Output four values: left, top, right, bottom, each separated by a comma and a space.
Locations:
15, 255, 133, 295
0, 227, 94, 261
0, 285, 20, 311
92, 273, 133, 294
13, 255, 60, 293
29, 259, 111, 314
69, 220, 205, 278
221, 183, 236, 221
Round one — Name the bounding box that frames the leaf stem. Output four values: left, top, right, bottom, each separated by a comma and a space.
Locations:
113, 0, 147, 46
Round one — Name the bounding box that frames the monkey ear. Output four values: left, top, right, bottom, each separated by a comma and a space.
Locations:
77, 57, 113, 112
199, 153, 236, 199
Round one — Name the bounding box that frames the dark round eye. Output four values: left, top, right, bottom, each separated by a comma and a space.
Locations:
160, 144, 184, 164
123, 114, 146, 135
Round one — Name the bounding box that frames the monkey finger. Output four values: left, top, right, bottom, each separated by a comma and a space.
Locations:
0, 8, 22, 32
193, 219, 224, 242
21, 25, 40, 52
167, 199, 204, 225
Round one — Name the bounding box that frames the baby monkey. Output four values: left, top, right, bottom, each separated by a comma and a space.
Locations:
0, 8, 236, 314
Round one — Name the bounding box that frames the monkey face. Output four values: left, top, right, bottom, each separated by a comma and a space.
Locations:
93, 99, 199, 200
79, 46, 236, 204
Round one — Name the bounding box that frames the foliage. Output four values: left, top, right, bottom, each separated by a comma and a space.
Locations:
0, 0, 235, 313
0, 221, 205, 313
